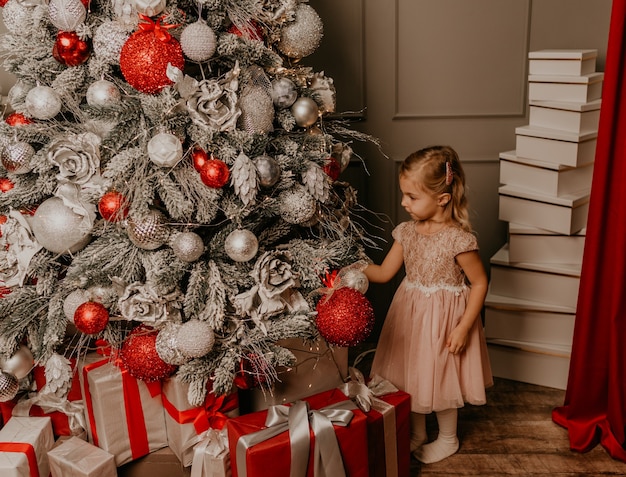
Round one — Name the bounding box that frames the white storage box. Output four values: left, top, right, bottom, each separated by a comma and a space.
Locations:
485, 301, 574, 347
528, 49, 598, 76
487, 339, 570, 390
489, 245, 581, 308
528, 72, 603, 103
516, 126, 597, 167
499, 185, 589, 235
499, 150, 593, 197
508, 223, 585, 264
529, 99, 601, 134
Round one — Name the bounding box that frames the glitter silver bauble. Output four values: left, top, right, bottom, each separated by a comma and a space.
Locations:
337, 269, 369, 294
0, 344, 34, 380
86, 80, 122, 108
1, 141, 34, 174
8, 81, 32, 111
277, 4, 323, 59
238, 85, 275, 134
126, 208, 170, 250
270, 77, 298, 109
2, 0, 32, 35
48, 0, 86, 31
93, 21, 129, 65
147, 132, 183, 168
170, 231, 204, 262
291, 97, 319, 128
25, 86, 62, 120
176, 320, 215, 358
224, 229, 258, 262
134, 0, 165, 17
155, 323, 188, 365
277, 186, 317, 224
254, 154, 281, 188
180, 21, 217, 62
63, 289, 90, 322
30, 197, 92, 254
0, 372, 19, 402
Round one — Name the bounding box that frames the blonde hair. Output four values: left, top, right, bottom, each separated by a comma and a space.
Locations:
400, 145, 472, 232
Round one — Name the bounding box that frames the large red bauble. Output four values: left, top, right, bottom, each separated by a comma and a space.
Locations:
98, 191, 129, 222
315, 287, 375, 347
74, 302, 109, 335
120, 28, 185, 94
191, 147, 209, 172
5, 113, 33, 127
52, 31, 91, 67
200, 159, 230, 188
0, 178, 14, 193
120, 325, 177, 382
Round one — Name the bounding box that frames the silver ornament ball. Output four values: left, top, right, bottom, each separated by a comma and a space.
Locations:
254, 155, 281, 188
155, 323, 188, 366
134, 0, 165, 17
291, 97, 319, 128
270, 77, 298, 109
0, 344, 34, 380
0, 372, 19, 402
180, 21, 217, 62
30, 197, 92, 254
2, 0, 32, 35
48, 0, 86, 31
126, 208, 170, 250
337, 269, 369, 294
148, 132, 183, 168
171, 231, 204, 262
93, 21, 129, 65
277, 4, 324, 59
86, 80, 122, 108
176, 320, 215, 358
63, 289, 91, 322
238, 85, 275, 134
25, 86, 62, 120
1, 141, 34, 174
278, 186, 317, 224
224, 229, 259, 262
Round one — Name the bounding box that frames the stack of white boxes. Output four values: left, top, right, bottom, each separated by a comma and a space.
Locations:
486, 49, 602, 389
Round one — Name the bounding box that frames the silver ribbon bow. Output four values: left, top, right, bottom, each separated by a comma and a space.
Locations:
191, 428, 230, 477
13, 393, 87, 436
236, 399, 356, 477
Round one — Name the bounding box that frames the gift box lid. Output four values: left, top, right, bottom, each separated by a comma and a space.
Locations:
490, 243, 581, 276
528, 71, 604, 84
499, 184, 590, 208
528, 49, 598, 60
508, 222, 586, 236
500, 149, 586, 171
486, 338, 571, 358
529, 98, 602, 112
485, 289, 577, 314
515, 125, 597, 143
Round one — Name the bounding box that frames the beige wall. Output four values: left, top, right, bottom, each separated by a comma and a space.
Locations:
309, 0, 612, 336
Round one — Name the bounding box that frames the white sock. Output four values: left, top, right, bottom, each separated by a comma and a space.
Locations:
410, 412, 427, 451
413, 408, 459, 464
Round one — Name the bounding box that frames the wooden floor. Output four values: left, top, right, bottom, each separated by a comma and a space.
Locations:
349, 346, 626, 477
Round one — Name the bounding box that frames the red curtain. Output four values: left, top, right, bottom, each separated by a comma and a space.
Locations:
552, 0, 626, 461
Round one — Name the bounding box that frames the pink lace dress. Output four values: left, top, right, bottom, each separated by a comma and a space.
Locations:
370, 221, 493, 413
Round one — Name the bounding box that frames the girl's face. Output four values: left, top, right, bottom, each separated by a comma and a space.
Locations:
399, 175, 447, 222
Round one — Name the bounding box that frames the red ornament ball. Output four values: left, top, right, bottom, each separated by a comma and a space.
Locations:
191, 146, 209, 172
0, 178, 14, 193
5, 113, 32, 127
98, 191, 129, 222
323, 156, 341, 181
200, 159, 230, 188
120, 25, 185, 94
120, 325, 177, 382
74, 301, 109, 335
315, 287, 375, 347
0, 0, 9, 7
52, 31, 91, 67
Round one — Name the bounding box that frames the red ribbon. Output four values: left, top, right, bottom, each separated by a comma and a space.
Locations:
0, 442, 40, 477
163, 390, 238, 434
137, 14, 179, 42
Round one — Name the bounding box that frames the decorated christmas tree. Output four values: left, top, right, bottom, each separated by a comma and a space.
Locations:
0, 0, 376, 410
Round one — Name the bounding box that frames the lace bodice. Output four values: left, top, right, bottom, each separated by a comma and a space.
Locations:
393, 221, 478, 290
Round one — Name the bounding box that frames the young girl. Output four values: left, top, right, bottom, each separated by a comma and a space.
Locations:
363, 145, 493, 464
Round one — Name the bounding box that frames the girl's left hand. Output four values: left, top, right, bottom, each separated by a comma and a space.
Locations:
447, 326, 469, 355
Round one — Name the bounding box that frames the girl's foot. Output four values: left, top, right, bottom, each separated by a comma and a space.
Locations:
412, 436, 459, 463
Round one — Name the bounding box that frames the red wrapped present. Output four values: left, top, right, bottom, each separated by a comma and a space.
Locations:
339, 369, 411, 477
227, 388, 369, 477
78, 354, 167, 466
162, 375, 238, 466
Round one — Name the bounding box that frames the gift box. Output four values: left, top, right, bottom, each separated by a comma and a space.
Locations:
528, 49, 598, 76
0, 416, 54, 477
79, 355, 168, 466
227, 388, 369, 477
339, 370, 410, 477
190, 428, 231, 477
163, 375, 238, 467
48, 435, 117, 477
118, 446, 191, 477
